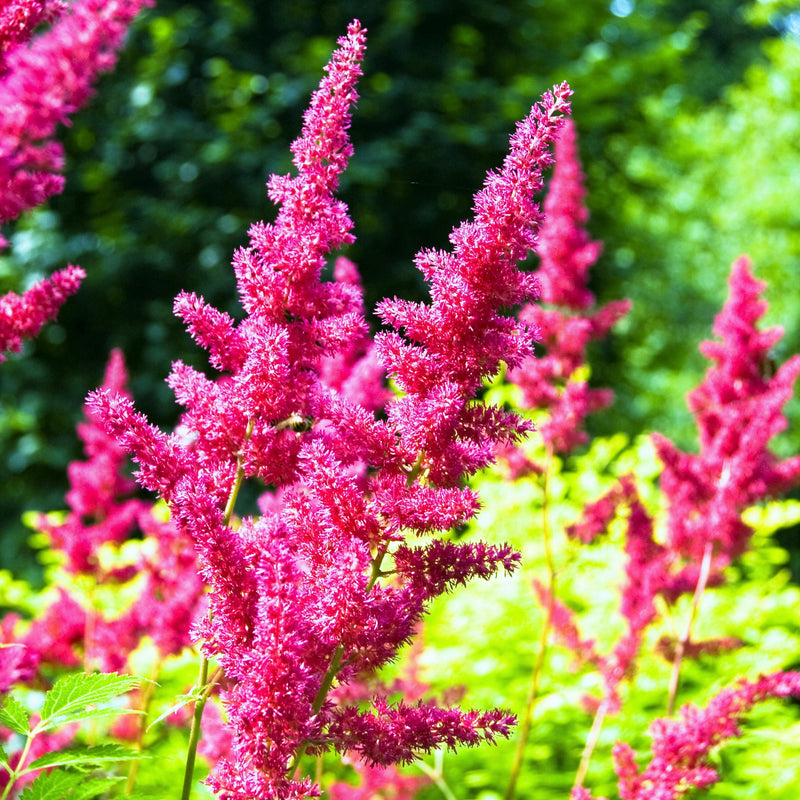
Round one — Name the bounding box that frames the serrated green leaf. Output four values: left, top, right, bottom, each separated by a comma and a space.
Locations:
0, 740, 8, 765
0, 692, 30, 735
146, 688, 202, 732
70, 777, 126, 800
38, 672, 141, 732
18, 770, 83, 800
19, 770, 123, 800
26, 744, 140, 772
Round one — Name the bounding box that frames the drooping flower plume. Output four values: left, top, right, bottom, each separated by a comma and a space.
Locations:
610, 671, 800, 800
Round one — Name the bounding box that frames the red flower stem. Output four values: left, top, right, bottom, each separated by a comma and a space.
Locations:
504, 449, 556, 800
667, 539, 714, 716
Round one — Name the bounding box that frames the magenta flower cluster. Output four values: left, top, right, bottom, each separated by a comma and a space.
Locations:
572, 671, 800, 800
0, 0, 152, 227
551, 257, 800, 686
505, 117, 630, 459
0, 0, 152, 357
81, 21, 574, 799
0, 348, 203, 672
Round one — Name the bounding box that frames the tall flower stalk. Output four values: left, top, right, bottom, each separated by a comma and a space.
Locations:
544, 256, 800, 797
89, 20, 572, 799
501, 117, 630, 800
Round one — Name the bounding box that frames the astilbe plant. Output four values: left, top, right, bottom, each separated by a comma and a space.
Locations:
0, 0, 151, 357
0, 348, 203, 681
2, 10, 800, 800
521, 254, 800, 798
86, 21, 573, 799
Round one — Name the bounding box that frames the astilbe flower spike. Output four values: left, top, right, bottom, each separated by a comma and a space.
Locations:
556, 256, 800, 762
0, 0, 153, 227
89, 21, 571, 798
652, 256, 800, 573
505, 117, 630, 458
0, 264, 84, 359
0, 0, 150, 355
0, 350, 204, 680
610, 671, 800, 800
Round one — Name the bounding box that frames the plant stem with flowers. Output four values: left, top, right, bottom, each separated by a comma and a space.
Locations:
84, 21, 573, 799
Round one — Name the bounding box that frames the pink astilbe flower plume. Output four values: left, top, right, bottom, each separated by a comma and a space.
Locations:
2, 350, 205, 677
0, 264, 84, 359
0, 0, 150, 354
557, 257, 800, 738
89, 21, 571, 799
653, 256, 800, 570
609, 672, 800, 800
505, 118, 630, 458
376, 84, 573, 482
0, 0, 153, 227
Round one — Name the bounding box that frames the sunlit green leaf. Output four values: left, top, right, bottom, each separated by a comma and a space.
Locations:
0, 693, 30, 736
38, 673, 141, 732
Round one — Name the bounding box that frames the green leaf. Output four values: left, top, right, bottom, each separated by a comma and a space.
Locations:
0, 741, 8, 765
38, 672, 141, 732
19, 770, 123, 800
26, 744, 140, 772
18, 770, 82, 800
0, 692, 30, 735
146, 688, 202, 732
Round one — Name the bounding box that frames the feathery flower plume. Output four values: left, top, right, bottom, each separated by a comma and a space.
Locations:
89, 20, 571, 798
1, 350, 204, 678
0, 0, 150, 356
558, 257, 800, 729
0, 0, 153, 227
505, 118, 630, 458
0, 264, 84, 359
653, 256, 800, 571
610, 672, 800, 799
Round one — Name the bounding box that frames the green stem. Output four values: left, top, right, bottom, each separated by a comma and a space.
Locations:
416, 751, 457, 800
125, 659, 162, 795
0, 730, 35, 800
180, 657, 210, 800
504, 449, 555, 800
223, 419, 253, 526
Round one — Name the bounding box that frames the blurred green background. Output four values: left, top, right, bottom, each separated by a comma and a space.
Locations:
2, 0, 800, 577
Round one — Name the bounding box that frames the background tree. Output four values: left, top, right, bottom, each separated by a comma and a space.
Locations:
1, 0, 797, 574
